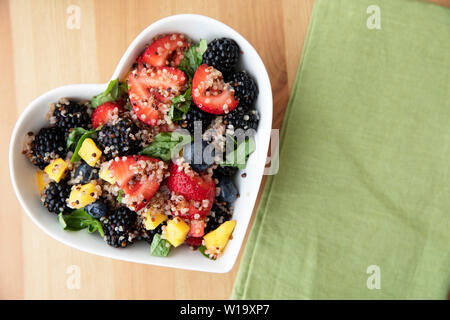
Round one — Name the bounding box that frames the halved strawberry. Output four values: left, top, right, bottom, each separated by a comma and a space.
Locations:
91, 101, 125, 128
171, 196, 213, 220
138, 34, 189, 67
187, 197, 214, 219
185, 237, 203, 248
167, 163, 215, 202
108, 155, 167, 211
188, 219, 206, 238
122, 177, 161, 211
127, 66, 187, 125
191, 64, 239, 115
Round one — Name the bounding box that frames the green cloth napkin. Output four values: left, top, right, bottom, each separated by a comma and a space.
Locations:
232, 0, 450, 300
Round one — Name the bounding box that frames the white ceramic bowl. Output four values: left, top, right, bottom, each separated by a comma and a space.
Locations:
9, 14, 272, 273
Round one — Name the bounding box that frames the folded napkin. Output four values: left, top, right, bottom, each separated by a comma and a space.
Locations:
232, 0, 450, 299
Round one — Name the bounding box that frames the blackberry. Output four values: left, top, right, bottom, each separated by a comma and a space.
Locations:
30, 127, 67, 169
100, 207, 139, 248
41, 180, 71, 214
202, 38, 240, 73
53, 99, 91, 133
213, 166, 238, 179
180, 105, 213, 135
205, 202, 233, 234
138, 222, 165, 244
224, 106, 259, 131
227, 71, 258, 106
96, 118, 140, 160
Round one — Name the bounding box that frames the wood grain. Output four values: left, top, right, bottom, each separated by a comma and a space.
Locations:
1, 0, 446, 299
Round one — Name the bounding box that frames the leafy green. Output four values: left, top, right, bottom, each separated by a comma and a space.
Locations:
169, 87, 192, 121
70, 127, 101, 163
139, 132, 191, 162
150, 234, 171, 257
169, 39, 208, 121
58, 209, 104, 237
117, 189, 123, 203
168, 105, 183, 122
124, 99, 132, 111
177, 39, 208, 79
221, 137, 256, 169
199, 245, 216, 260
67, 127, 89, 151
91, 79, 127, 108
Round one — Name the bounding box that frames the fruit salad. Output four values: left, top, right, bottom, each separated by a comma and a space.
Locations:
23, 34, 259, 260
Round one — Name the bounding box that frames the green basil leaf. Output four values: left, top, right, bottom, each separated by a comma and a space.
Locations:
124, 99, 132, 111
221, 137, 256, 169
117, 189, 123, 203
58, 209, 104, 237
178, 39, 208, 79
120, 81, 128, 92
70, 127, 101, 163
199, 245, 216, 260
67, 127, 88, 151
58, 212, 67, 229
91, 79, 128, 108
150, 234, 171, 257
170, 39, 207, 122
170, 82, 192, 122
169, 105, 184, 122
139, 132, 191, 162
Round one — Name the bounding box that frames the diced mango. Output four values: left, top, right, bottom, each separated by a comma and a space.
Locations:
165, 218, 190, 247
67, 182, 101, 209
44, 158, 68, 183
143, 209, 168, 230
78, 138, 102, 166
99, 164, 115, 184
36, 170, 48, 193
203, 220, 236, 256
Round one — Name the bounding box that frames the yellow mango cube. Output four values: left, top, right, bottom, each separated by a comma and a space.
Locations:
99, 164, 115, 184
68, 182, 101, 209
79, 138, 102, 166
165, 218, 190, 247
144, 210, 168, 230
36, 170, 48, 193
204, 220, 236, 256
44, 158, 68, 183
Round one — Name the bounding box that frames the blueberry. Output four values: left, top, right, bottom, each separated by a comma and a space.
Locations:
74, 162, 99, 183
217, 178, 238, 203
85, 201, 107, 219
183, 141, 215, 172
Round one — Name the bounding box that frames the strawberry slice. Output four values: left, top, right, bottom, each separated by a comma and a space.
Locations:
170, 197, 213, 220
91, 101, 125, 128
168, 163, 215, 219
187, 197, 214, 219
185, 237, 203, 248
188, 219, 206, 237
127, 66, 187, 126
122, 177, 161, 211
138, 34, 189, 67
167, 163, 215, 202
191, 64, 239, 115
108, 155, 167, 211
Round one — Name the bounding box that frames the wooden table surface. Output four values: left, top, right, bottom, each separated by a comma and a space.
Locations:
1, 0, 448, 300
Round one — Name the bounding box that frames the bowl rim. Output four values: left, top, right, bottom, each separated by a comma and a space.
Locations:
9, 14, 272, 273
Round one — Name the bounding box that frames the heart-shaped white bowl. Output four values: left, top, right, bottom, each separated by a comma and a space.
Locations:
9, 14, 272, 273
